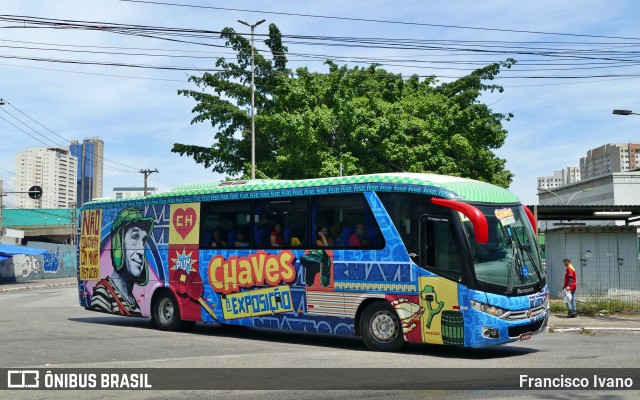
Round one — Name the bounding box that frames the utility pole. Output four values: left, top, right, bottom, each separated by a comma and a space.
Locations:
238, 19, 266, 180
68, 202, 78, 245
140, 169, 158, 196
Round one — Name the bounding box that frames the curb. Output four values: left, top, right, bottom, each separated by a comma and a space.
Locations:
548, 326, 640, 333
0, 281, 77, 293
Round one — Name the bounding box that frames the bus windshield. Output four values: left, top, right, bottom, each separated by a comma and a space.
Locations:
460, 204, 545, 294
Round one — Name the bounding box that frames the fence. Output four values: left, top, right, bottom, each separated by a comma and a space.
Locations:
544, 226, 640, 309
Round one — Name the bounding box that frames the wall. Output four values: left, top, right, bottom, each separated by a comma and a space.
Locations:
0, 241, 77, 282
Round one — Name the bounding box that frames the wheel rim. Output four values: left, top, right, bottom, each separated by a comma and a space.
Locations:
157, 297, 175, 325
370, 310, 399, 343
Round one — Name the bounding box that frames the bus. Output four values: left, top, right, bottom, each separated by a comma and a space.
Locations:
77, 173, 548, 351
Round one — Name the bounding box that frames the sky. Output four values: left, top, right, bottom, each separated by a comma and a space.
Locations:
1, 0, 639, 207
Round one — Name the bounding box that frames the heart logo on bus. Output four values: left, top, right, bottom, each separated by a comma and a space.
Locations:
173, 207, 197, 239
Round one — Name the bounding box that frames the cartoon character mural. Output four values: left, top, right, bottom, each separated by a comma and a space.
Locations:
417, 276, 465, 346
421, 284, 444, 329
168, 203, 216, 321
390, 297, 425, 341
300, 249, 332, 287
90, 207, 154, 316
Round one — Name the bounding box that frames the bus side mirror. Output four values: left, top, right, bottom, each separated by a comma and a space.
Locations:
431, 197, 489, 244
523, 206, 537, 234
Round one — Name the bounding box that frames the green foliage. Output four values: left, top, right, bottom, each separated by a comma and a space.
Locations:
550, 299, 640, 315
174, 24, 515, 186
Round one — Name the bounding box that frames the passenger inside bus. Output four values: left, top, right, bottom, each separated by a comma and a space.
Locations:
233, 231, 250, 247
349, 223, 371, 247
270, 222, 285, 247
210, 228, 227, 248
317, 227, 334, 247
289, 225, 304, 247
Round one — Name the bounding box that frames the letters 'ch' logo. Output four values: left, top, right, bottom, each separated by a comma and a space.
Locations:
173, 207, 197, 239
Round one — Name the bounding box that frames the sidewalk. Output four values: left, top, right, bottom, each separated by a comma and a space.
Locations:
548, 312, 640, 332
2, 276, 640, 332
0, 275, 77, 292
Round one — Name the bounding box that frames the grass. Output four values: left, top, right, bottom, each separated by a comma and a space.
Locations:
549, 299, 640, 316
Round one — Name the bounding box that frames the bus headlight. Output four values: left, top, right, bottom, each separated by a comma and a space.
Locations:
470, 300, 507, 318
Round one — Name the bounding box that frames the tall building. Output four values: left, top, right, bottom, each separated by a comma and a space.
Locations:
580, 143, 640, 179
70, 138, 104, 206
537, 166, 581, 190
15, 146, 77, 208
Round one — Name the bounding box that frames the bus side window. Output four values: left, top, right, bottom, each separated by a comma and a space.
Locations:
311, 194, 384, 250
200, 200, 251, 249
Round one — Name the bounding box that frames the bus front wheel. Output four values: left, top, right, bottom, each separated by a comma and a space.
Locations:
360, 302, 405, 351
152, 291, 192, 331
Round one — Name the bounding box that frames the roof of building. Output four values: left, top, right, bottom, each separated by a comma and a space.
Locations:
527, 204, 640, 223
2, 208, 72, 228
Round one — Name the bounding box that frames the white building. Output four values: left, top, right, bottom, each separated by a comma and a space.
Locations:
538, 171, 640, 206
537, 166, 581, 190
112, 187, 158, 199
580, 143, 640, 180
15, 147, 77, 208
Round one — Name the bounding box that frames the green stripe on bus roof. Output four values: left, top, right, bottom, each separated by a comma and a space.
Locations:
87, 173, 519, 206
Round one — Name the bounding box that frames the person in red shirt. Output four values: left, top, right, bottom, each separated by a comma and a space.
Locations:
348, 223, 371, 247
562, 258, 577, 318
270, 222, 284, 247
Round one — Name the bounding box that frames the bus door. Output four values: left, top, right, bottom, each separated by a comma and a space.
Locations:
417, 214, 465, 346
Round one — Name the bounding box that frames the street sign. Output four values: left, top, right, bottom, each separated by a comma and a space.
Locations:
28, 185, 43, 199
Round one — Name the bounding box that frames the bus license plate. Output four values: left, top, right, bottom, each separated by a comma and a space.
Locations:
519, 332, 532, 341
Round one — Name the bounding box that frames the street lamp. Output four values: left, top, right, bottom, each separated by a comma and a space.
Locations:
567, 189, 592, 204
612, 109, 640, 116
238, 19, 266, 181
537, 188, 592, 205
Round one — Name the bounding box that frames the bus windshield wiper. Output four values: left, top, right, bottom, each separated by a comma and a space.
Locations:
507, 238, 516, 294
519, 237, 543, 283
501, 224, 520, 294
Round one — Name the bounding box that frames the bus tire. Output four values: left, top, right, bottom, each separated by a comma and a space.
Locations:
360, 301, 405, 351
152, 291, 185, 331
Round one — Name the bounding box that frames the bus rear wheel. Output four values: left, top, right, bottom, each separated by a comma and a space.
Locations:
360, 302, 405, 351
152, 291, 192, 331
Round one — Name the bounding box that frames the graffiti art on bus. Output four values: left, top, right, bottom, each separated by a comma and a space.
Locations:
87, 207, 158, 317
388, 295, 425, 342
168, 203, 209, 320
300, 249, 333, 288
416, 276, 463, 345
206, 250, 297, 295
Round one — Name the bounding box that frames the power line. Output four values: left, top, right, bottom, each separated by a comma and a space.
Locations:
3, 14, 640, 83
115, 0, 640, 41
3, 100, 141, 173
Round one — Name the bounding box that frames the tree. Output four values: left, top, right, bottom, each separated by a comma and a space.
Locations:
173, 24, 515, 187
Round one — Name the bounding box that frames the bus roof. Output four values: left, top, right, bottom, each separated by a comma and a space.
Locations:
85, 172, 520, 208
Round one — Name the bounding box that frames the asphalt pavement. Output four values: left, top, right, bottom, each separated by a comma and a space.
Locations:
2, 276, 639, 332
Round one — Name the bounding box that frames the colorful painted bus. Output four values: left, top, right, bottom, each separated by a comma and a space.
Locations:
77, 173, 548, 351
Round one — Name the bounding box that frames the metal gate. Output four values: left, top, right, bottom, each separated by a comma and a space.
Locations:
545, 226, 639, 304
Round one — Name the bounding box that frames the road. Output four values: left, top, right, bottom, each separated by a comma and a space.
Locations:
1, 285, 638, 399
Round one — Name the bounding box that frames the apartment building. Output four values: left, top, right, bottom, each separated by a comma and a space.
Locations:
537, 166, 581, 190
580, 143, 640, 179
15, 146, 77, 208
